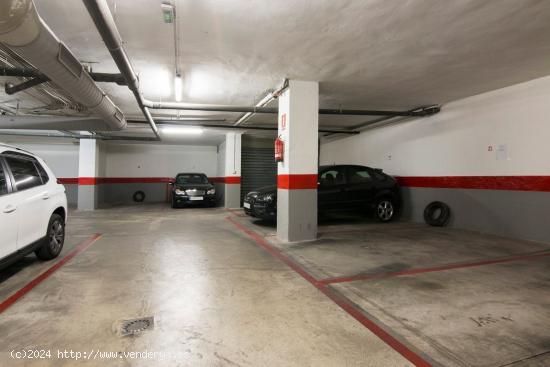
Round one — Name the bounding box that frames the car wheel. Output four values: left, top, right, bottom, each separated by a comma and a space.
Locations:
35, 214, 65, 260
171, 198, 178, 209
375, 199, 395, 222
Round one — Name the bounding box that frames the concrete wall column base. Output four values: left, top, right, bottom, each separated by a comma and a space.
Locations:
224, 183, 241, 208
277, 189, 317, 242
77, 185, 98, 211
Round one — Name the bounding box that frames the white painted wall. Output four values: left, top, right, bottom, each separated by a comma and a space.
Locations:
217, 140, 226, 177
320, 75, 550, 176
223, 133, 241, 177
278, 80, 319, 175
0, 136, 79, 178
104, 142, 218, 178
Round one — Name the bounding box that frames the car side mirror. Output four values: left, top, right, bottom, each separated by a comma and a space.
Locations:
168, 182, 174, 185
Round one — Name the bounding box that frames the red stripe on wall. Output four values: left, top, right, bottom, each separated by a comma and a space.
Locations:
99, 177, 174, 184
396, 176, 550, 192
77, 177, 99, 185
277, 174, 318, 190
57, 178, 78, 184
58, 177, 240, 185
223, 176, 241, 184
60, 175, 550, 192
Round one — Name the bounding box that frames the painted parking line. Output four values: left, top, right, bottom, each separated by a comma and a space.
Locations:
226, 216, 432, 367
319, 250, 550, 285
0, 234, 102, 314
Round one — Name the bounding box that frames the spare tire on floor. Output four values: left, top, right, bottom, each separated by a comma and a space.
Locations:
424, 201, 451, 226
133, 190, 146, 203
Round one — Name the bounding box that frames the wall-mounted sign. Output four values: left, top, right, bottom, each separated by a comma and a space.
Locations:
280, 113, 287, 131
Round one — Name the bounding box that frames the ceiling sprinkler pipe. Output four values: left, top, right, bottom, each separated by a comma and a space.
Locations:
127, 119, 360, 135
82, 0, 160, 140
233, 79, 289, 126
0, 0, 127, 131
143, 99, 440, 117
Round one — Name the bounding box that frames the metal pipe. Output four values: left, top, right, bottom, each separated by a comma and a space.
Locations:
0, 66, 41, 78
143, 99, 440, 117
233, 91, 275, 126
88, 72, 127, 85
0, 115, 124, 130
233, 80, 288, 126
0, 0, 127, 131
5, 75, 49, 95
0, 129, 158, 141
0, 67, 126, 85
0, 130, 81, 139
127, 119, 359, 134
143, 100, 278, 114
82, 0, 160, 140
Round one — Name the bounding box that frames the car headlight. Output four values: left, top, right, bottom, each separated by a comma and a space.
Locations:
259, 193, 274, 203
207, 188, 215, 195
175, 188, 186, 195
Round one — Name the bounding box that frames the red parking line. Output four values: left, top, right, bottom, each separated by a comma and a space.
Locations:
320, 250, 550, 285
226, 216, 431, 367
0, 234, 102, 314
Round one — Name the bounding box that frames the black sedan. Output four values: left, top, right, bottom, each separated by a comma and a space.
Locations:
243, 165, 400, 221
170, 173, 216, 208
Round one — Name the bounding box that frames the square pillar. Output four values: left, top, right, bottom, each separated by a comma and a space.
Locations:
77, 139, 100, 211
277, 80, 319, 242
223, 132, 242, 208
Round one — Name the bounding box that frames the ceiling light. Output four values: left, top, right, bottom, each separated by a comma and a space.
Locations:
174, 73, 183, 102
162, 126, 203, 135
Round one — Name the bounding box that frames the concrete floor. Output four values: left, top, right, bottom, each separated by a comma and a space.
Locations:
1, 204, 549, 366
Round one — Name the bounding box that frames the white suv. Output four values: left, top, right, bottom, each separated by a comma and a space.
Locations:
0, 143, 67, 268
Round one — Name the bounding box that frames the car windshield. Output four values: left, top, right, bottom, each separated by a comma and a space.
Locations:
176, 174, 209, 184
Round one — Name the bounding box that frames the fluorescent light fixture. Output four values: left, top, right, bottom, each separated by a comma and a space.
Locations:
174, 73, 183, 102
162, 126, 203, 135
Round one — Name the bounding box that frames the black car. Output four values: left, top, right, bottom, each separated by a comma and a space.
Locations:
243, 165, 400, 221
170, 173, 216, 208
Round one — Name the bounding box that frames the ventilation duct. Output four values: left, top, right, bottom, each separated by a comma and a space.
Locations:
0, 115, 120, 130
0, 0, 126, 131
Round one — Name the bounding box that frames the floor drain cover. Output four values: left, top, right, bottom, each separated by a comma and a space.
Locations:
119, 316, 154, 336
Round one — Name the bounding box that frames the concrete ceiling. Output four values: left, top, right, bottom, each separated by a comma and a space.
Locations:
3, 0, 550, 132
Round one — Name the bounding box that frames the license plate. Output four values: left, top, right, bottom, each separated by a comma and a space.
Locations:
189, 196, 203, 201
243, 202, 251, 209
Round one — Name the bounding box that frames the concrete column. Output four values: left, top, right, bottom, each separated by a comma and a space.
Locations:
277, 80, 319, 242
77, 139, 100, 210
223, 132, 242, 208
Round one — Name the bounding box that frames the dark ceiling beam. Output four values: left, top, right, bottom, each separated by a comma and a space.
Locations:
5, 75, 49, 95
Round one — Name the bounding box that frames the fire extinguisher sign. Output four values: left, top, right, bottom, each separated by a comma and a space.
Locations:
280, 113, 287, 131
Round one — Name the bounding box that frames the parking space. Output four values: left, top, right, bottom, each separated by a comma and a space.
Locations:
0, 205, 414, 367
2, 1, 550, 365
231, 211, 550, 366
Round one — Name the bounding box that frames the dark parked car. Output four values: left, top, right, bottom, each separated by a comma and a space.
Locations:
243, 165, 400, 221
170, 173, 216, 208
